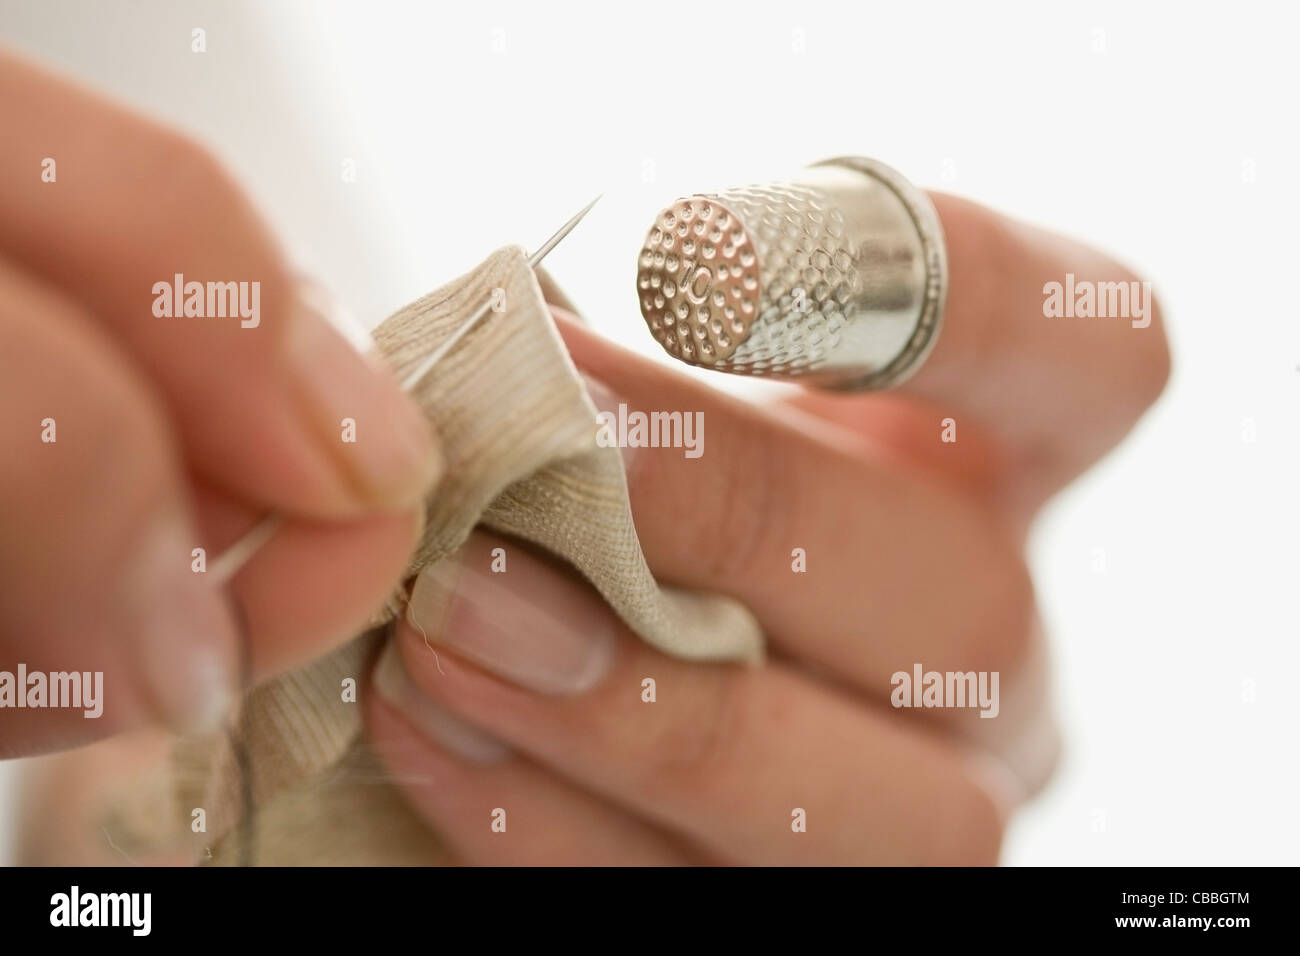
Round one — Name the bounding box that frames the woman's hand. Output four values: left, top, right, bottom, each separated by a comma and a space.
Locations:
0, 51, 441, 758
365, 195, 1169, 864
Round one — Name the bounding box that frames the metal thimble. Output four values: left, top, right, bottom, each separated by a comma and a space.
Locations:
635, 157, 947, 390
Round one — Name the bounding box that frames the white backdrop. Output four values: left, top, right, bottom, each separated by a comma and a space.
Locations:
1, 0, 1296, 865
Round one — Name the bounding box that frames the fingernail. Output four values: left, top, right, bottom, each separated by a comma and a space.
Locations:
372, 639, 509, 764
127, 506, 237, 734
582, 373, 640, 476
408, 534, 617, 695
287, 281, 442, 510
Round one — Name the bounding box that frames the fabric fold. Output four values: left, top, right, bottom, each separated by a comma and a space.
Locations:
162, 246, 764, 864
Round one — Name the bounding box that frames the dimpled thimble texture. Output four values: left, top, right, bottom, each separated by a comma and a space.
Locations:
636, 157, 947, 390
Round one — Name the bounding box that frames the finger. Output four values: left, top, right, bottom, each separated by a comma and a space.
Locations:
865, 194, 1169, 511
0, 258, 236, 756
389, 569, 1010, 865
191, 485, 423, 680
0, 50, 440, 519
557, 316, 1035, 687
366, 640, 692, 865
776, 390, 1010, 515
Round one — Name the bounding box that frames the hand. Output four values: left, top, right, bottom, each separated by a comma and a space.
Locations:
365, 194, 1169, 864
0, 52, 441, 758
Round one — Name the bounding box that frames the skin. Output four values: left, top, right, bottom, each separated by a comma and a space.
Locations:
0, 50, 1169, 864
0, 51, 440, 758
365, 205, 1169, 865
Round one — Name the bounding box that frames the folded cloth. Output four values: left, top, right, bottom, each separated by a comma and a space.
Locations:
161, 246, 764, 864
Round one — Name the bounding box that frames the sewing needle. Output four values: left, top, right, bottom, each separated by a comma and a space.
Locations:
209, 195, 602, 584
400, 193, 601, 391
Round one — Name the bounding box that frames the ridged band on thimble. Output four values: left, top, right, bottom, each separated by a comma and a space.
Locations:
635, 157, 947, 390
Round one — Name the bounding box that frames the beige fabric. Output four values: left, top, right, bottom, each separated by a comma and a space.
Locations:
165, 246, 763, 864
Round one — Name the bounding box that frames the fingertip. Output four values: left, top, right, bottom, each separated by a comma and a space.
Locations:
213, 502, 426, 681
282, 289, 444, 515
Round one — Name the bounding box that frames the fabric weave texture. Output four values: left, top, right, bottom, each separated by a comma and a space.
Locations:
168, 246, 764, 864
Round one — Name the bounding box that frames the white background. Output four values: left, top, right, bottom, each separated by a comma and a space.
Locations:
1, 0, 1296, 865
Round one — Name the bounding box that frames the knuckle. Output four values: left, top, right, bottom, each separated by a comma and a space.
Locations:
1105, 261, 1171, 410
970, 542, 1037, 679
1137, 287, 1172, 402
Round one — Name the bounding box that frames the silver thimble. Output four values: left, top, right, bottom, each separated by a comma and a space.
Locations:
635, 157, 947, 390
